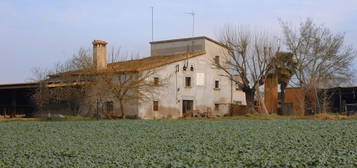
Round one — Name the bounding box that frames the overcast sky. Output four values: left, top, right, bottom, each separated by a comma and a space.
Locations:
0, 0, 356, 84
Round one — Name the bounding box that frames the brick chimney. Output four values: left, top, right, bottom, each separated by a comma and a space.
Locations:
92, 40, 108, 70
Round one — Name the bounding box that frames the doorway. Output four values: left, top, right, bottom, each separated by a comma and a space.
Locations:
182, 100, 193, 114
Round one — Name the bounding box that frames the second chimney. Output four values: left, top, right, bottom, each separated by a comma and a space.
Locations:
92, 40, 108, 70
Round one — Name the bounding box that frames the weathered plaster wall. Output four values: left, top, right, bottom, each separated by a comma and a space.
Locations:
138, 38, 246, 119
79, 76, 139, 118
151, 39, 205, 56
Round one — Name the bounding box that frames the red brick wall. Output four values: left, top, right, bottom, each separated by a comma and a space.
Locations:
264, 74, 278, 114
285, 88, 305, 116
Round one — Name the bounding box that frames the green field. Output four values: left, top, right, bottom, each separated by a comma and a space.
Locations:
0, 120, 356, 167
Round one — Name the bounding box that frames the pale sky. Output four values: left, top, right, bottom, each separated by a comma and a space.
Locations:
0, 0, 356, 84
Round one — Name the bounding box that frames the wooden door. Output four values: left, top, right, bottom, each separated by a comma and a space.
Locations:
182, 100, 193, 114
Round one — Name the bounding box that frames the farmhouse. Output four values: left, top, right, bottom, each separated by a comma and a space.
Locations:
80, 36, 246, 119
0, 36, 246, 119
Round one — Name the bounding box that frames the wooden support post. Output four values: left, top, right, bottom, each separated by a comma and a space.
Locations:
1, 107, 5, 118
96, 99, 99, 120
339, 88, 342, 114
11, 90, 16, 118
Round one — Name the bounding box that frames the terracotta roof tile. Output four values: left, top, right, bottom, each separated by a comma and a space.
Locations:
50, 51, 206, 77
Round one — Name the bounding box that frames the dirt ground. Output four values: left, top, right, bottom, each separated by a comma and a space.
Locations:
0, 115, 39, 121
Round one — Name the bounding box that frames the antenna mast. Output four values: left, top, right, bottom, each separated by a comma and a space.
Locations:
186, 10, 195, 36
151, 6, 154, 41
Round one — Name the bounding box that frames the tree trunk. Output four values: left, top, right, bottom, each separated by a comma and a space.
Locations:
314, 88, 321, 113
68, 102, 75, 116
119, 100, 126, 119
280, 83, 286, 106
245, 89, 256, 113
304, 90, 314, 115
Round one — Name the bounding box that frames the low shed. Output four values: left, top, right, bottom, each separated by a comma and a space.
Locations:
0, 82, 39, 117
326, 86, 357, 115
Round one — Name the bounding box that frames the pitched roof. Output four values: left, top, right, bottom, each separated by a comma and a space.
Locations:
0, 82, 39, 90
50, 51, 206, 77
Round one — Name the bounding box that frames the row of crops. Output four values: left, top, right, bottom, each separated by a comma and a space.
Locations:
0, 120, 356, 167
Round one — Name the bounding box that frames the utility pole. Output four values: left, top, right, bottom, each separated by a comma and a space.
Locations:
186, 10, 195, 37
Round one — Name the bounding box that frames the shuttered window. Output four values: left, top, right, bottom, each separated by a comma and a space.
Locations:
153, 101, 159, 111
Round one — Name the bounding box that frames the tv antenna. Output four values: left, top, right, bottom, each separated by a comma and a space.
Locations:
151, 6, 154, 41
185, 10, 195, 37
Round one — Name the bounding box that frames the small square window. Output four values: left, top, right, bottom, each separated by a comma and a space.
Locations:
215, 80, 220, 89
185, 77, 191, 87
105, 101, 114, 113
235, 83, 240, 90
153, 101, 159, 111
214, 56, 220, 65
214, 104, 219, 111
154, 77, 159, 86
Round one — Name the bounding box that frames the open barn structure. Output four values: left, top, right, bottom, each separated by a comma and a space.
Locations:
326, 86, 357, 116
0, 82, 39, 118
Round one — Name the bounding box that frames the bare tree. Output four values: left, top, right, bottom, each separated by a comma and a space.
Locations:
49, 48, 93, 116
31, 48, 93, 117
31, 67, 53, 118
86, 47, 167, 119
281, 18, 356, 113
32, 45, 167, 119
94, 68, 163, 119
215, 26, 279, 112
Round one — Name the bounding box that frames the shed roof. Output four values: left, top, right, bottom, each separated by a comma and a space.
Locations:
0, 82, 39, 90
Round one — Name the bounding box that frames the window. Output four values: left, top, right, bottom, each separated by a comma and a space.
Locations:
185, 77, 191, 87
215, 80, 220, 89
235, 83, 240, 90
214, 56, 220, 65
153, 101, 159, 111
175, 64, 179, 72
105, 101, 114, 113
214, 104, 219, 111
154, 77, 159, 86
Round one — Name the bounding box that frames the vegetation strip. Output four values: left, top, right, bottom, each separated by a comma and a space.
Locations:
0, 120, 357, 167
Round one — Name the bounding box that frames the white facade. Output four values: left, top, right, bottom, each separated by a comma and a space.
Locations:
137, 37, 246, 119
73, 37, 246, 119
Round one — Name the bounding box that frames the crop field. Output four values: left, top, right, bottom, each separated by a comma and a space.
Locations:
0, 120, 356, 167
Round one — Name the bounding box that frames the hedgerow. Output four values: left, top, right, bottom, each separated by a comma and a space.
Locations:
0, 120, 356, 167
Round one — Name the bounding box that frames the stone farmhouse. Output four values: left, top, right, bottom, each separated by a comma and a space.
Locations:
0, 36, 246, 119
